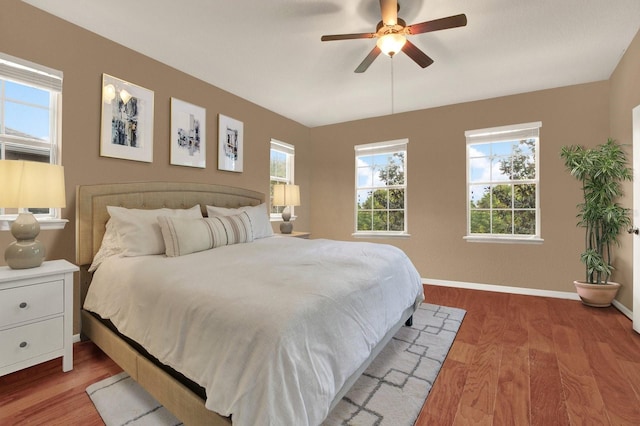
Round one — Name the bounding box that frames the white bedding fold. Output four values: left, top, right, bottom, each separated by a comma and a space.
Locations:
84, 237, 424, 426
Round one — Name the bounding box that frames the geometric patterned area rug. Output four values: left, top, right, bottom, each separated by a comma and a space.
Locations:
323, 303, 465, 425
86, 303, 465, 426
86, 372, 183, 426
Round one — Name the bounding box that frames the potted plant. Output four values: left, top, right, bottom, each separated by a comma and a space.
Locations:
560, 138, 632, 307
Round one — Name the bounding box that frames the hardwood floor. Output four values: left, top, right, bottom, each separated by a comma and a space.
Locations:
0, 341, 121, 425
1, 285, 639, 425
417, 285, 640, 426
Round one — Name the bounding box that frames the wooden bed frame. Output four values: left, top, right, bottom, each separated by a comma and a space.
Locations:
77, 181, 415, 425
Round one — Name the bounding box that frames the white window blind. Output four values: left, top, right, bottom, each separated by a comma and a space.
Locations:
465, 122, 541, 144
271, 139, 295, 156
0, 53, 62, 92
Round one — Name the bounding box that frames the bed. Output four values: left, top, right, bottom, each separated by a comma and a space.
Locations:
77, 181, 424, 426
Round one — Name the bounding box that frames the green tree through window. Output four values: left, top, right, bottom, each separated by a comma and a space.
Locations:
466, 122, 541, 239
355, 140, 407, 234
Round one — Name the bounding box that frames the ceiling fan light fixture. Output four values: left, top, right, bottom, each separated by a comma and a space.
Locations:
376, 32, 406, 57
320, 1, 467, 73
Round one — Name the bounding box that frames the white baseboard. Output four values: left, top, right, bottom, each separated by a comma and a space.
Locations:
423, 278, 633, 320
73, 334, 81, 343
423, 278, 581, 300
612, 300, 633, 319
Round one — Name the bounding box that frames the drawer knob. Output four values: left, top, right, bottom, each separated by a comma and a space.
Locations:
19, 341, 27, 348
19, 302, 28, 309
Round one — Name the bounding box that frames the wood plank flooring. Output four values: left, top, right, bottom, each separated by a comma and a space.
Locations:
1, 285, 639, 425
0, 340, 120, 425
417, 285, 640, 426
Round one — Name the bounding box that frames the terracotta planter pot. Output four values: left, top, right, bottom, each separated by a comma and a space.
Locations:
573, 281, 621, 307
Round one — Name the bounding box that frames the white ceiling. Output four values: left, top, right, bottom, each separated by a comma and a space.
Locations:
22, 0, 640, 128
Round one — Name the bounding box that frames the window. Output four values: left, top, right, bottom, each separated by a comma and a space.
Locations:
270, 139, 294, 218
465, 122, 542, 242
355, 139, 408, 236
0, 52, 63, 225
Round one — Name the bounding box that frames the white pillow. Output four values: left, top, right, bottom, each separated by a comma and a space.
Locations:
206, 203, 273, 239
158, 212, 254, 257
88, 219, 123, 272
106, 205, 203, 257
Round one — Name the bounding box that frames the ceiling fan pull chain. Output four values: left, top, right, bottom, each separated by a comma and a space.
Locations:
391, 58, 395, 115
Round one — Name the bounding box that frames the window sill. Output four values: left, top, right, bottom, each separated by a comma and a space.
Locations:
352, 232, 411, 239
0, 218, 69, 231
464, 235, 544, 244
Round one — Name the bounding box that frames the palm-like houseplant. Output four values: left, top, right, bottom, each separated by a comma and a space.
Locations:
560, 138, 632, 307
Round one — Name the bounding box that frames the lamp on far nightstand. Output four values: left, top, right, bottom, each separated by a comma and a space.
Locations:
0, 160, 66, 269
273, 184, 300, 234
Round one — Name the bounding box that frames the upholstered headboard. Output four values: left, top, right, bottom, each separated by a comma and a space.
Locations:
76, 181, 265, 267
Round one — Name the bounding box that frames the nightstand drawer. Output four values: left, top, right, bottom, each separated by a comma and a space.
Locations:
0, 260, 77, 376
0, 317, 64, 368
0, 280, 64, 328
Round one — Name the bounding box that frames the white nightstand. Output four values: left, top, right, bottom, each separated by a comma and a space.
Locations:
0, 259, 78, 377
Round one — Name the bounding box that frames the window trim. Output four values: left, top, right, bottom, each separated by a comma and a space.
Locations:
354, 139, 409, 237
463, 235, 544, 244
0, 52, 64, 230
269, 139, 295, 220
465, 121, 542, 243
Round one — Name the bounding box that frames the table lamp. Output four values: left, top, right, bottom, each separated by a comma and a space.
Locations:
0, 160, 66, 269
273, 184, 300, 234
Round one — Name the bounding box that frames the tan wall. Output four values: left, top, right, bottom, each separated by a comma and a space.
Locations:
0, 1, 311, 333
3, 0, 638, 336
609, 28, 640, 310
309, 82, 612, 301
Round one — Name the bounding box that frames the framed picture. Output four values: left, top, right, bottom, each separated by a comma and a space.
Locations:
218, 114, 243, 172
100, 73, 154, 162
170, 98, 206, 168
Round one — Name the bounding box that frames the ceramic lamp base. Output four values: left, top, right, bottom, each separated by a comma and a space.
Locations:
280, 206, 293, 234
5, 240, 45, 269
5, 212, 45, 269
280, 221, 293, 234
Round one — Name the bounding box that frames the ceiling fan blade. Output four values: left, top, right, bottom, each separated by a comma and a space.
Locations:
379, 0, 398, 25
406, 14, 467, 35
402, 40, 434, 68
321, 32, 376, 41
355, 46, 382, 73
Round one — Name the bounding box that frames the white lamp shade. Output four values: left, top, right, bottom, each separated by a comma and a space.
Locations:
273, 184, 300, 207
0, 160, 66, 208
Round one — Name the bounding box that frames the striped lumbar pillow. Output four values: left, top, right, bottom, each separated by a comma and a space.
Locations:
158, 212, 254, 257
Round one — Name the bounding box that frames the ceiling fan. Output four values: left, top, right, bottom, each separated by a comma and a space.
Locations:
321, 0, 467, 73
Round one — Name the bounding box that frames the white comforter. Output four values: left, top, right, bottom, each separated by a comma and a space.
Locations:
84, 237, 424, 426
